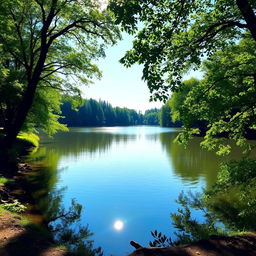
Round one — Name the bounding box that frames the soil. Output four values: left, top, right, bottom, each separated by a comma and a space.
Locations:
0, 161, 76, 256
0, 210, 75, 256
129, 234, 256, 256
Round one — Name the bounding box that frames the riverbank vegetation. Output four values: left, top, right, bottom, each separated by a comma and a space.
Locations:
61, 98, 157, 126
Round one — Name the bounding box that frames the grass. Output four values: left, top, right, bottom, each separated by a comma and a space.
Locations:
0, 131, 39, 148
1, 200, 27, 214
57, 245, 68, 250
228, 231, 252, 236
0, 205, 51, 239
0, 206, 9, 214
21, 218, 52, 238
17, 132, 40, 147
0, 175, 10, 186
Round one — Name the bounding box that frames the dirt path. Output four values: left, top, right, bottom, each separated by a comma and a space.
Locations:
0, 210, 74, 256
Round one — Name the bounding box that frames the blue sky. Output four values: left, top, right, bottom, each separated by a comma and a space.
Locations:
82, 33, 203, 113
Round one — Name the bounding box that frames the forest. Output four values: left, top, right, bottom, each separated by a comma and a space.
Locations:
61, 99, 151, 126
60, 98, 181, 127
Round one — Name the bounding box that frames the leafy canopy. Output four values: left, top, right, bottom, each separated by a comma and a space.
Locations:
0, 0, 120, 139
170, 35, 256, 155
109, 0, 256, 101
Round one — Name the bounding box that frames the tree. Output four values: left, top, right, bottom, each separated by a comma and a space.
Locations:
143, 108, 159, 125
168, 78, 207, 133
173, 36, 256, 154
169, 78, 200, 124
160, 104, 171, 127
0, 0, 120, 149
109, 0, 256, 101
60, 98, 145, 126
159, 104, 182, 128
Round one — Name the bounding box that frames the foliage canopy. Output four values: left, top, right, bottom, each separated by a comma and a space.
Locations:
110, 0, 256, 101
0, 0, 120, 147
169, 36, 256, 154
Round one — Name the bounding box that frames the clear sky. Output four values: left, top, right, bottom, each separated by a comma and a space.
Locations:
81, 33, 203, 113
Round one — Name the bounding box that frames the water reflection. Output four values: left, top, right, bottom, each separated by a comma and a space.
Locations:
159, 133, 221, 187
24, 153, 103, 255
113, 220, 124, 231
39, 128, 137, 158
159, 132, 247, 188
25, 126, 250, 255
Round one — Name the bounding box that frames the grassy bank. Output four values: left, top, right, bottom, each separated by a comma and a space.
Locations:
17, 132, 40, 148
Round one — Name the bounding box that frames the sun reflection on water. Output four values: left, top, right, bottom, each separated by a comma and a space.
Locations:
113, 220, 124, 231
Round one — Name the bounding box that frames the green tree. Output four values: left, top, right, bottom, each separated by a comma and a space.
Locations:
101, 100, 116, 125
169, 78, 200, 124
143, 108, 159, 125
168, 78, 207, 134
110, 0, 256, 101
0, 0, 120, 149
174, 36, 256, 154
160, 103, 182, 127
60, 98, 144, 126
160, 104, 172, 127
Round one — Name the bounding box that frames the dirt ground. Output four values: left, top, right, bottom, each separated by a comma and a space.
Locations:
0, 210, 74, 256
129, 233, 256, 256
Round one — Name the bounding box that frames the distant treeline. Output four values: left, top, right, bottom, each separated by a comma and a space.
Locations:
60, 98, 182, 127
159, 104, 182, 128
61, 99, 152, 126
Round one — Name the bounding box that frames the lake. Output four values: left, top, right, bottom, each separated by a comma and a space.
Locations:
26, 126, 241, 255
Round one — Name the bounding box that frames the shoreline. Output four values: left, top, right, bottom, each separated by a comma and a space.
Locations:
0, 161, 76, 256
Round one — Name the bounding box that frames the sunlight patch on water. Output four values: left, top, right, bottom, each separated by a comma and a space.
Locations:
113, 220, 124, 231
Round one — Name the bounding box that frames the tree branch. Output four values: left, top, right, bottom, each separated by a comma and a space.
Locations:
194, 20, 247, 46
9, 9, 29, 72
34, 0, 46, 22
236, 0, 256, 41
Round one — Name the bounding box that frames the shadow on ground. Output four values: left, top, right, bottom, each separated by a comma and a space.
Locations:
0, 211, 74, 256
129, 233, 256, 256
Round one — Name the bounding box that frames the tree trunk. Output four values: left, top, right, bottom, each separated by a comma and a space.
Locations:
236, 0, 256, 41
0, 3, 56, 173
1, 39, 49, 150
0, 81, 38, 176
2, 84, 37, 149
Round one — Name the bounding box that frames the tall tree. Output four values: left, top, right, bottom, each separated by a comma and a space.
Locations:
159, 104, 171, 127
109, 0, 256, 101
0, 0, 120, 149
169, 78, 206, 133
174, 35, 256, 154
60, 98, 145, 127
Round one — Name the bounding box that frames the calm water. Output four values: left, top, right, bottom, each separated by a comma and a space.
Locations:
27, 126, 241, 255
